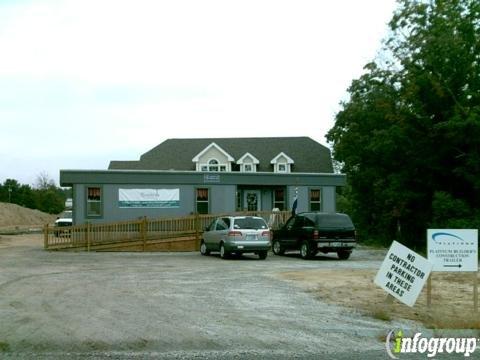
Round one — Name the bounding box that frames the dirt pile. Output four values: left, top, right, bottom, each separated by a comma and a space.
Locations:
0, 202, 56, 230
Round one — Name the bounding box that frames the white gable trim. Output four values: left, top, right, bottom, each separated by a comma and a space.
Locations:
236, 152, 260, 164
270, 152, 294, 164
192, 142, 234, 162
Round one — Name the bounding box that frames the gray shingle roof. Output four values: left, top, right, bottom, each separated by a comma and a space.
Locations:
109, 137, 333, 173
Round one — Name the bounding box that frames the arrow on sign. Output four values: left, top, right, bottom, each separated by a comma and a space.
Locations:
444, 264, 462, 268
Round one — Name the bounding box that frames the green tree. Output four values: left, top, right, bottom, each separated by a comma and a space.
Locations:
34, 188, 65, 214
32, 172, 66, 214
327, 0, 480, 247
0, 179, 21, 204
0, 176, 66, 214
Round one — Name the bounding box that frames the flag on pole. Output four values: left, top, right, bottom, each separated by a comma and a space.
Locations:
292, 196, 298, 216
292, 187, 299, 216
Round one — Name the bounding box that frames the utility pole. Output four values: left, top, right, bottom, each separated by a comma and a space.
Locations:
8, 185, 12, 203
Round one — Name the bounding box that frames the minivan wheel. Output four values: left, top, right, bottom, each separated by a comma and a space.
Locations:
337, 250, 351, 260
300, 241, 312, 260
200, 241, 210, 256
258, 251, 268, 260
220, 244, 229, 259
272, 240, 284, 255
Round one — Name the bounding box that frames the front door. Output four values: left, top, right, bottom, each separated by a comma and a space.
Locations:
244, 190, 261, 211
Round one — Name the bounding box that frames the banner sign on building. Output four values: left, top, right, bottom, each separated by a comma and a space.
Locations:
119, 189, 180, 208
427, 229, 478, 272
374, 241, 432, 307
204, 174, 220, 183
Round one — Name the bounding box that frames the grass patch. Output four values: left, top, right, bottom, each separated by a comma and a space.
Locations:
278, 269, 480, 329
0, 341, 10, 352
422, 310, 480, 330
370, 308, 392, 322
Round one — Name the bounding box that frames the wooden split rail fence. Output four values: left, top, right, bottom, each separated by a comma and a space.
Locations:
44, 211, 291, 252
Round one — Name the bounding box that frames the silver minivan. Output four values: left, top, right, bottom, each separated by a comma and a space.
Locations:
200, 216, 271, 259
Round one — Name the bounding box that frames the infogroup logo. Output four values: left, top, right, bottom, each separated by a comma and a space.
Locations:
385, 330, 478, 358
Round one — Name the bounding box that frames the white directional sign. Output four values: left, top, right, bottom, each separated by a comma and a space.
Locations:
427, 229, 478, 272
374, 241, 432, 307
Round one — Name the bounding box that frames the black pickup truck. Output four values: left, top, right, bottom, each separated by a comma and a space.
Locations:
272, 212, 356, 260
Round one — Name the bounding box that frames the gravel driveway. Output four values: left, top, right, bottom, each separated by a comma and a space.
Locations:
0, 235, 437, 359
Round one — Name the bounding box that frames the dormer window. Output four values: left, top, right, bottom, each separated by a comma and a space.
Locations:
208, 159, 219, 171
192, 142, 234, 172
236, 152, 259, 173
200, 159, 227, 172
270, 152, 294, 173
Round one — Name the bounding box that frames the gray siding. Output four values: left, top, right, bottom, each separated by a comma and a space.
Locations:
209, 185, 236, 214
65, 170, 344, 224
104, 185, 195, 221
73, 184, 83, 225
288, 186, 308, 213
73, 184, 236, 225
261, 189, 272, 211
321, 186, 336, 213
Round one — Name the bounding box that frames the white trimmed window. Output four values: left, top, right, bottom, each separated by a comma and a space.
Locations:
86, 187, 102, 217
236, 152, 259, 172
196, 188, 209, 214
309, 189, 322, 211
192, 142, 234, 172
198, 159, 228, 172
208, 159, 219, 171
270, 152, 294, 173
273, 188, 285, 210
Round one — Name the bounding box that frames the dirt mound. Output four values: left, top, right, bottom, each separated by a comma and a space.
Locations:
0, 202, 57, 230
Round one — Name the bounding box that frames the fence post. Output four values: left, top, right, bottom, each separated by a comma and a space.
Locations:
44, 224, 49, 250
86, 223, 91, 252
142, 217, 147, 251
194, 213, 200, 251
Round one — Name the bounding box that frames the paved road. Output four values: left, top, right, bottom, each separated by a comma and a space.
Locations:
0, 235, 464, 359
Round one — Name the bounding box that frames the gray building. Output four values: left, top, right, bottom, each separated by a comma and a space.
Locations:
60, 137, 346, 225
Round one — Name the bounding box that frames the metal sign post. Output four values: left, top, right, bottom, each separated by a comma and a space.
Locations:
474, 272, 478, 313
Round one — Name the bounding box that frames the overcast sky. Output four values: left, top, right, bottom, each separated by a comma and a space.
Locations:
0, 0, 397, 186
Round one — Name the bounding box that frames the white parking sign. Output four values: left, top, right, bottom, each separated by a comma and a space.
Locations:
374, 241, 432, 307
427, 229, 478, 272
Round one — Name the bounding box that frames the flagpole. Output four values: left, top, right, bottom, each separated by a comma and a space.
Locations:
292, 187, 298, 216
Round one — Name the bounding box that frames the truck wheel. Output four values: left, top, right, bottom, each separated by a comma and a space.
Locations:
337, 250, 351, 260
258, 251, 268, 260
272, 240, 285, 255
300, 240, 312, 260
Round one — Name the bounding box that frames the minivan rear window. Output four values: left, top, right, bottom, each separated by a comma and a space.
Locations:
233, 217, 268, 230
305, 214, 354, 228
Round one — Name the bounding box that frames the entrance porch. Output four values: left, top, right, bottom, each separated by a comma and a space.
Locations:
236, 186, 287, 212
